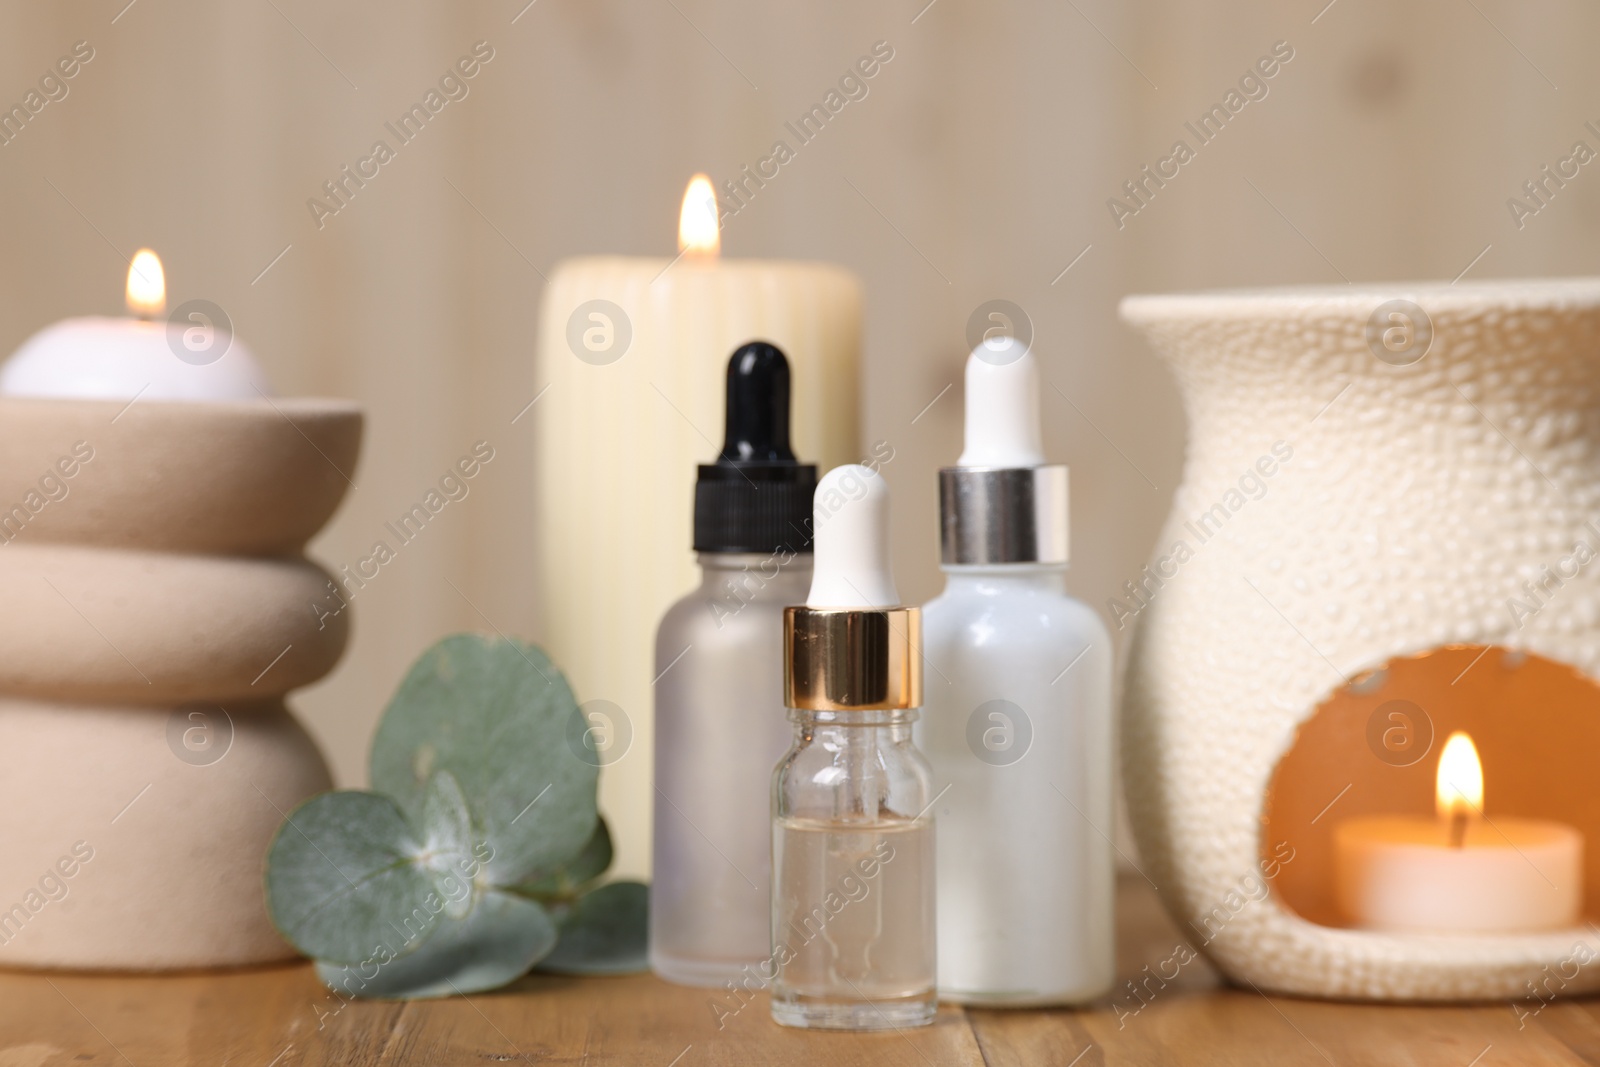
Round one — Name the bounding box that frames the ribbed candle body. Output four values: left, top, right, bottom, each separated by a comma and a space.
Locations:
533, 257, 861, 877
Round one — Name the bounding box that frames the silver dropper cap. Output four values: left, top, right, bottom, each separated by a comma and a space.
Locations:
938, 339, 1069, 566
939, 466, 1069, 564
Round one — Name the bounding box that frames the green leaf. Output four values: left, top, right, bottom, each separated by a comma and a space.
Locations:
264, 791, 441, 965
267, 635, 618, 999
535, 881, 649, 976
419, 771, 479, 920
316, 889, 558, 999
511, 817, 613, 900
370, 634, 599, 886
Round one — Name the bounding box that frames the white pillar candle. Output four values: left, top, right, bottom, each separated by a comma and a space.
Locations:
1335, 732, 1584, 933
532, 176, 861, 879
1, 249, 269, 401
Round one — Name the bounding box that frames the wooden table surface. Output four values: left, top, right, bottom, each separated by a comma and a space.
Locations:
5, 875, 1599, 1066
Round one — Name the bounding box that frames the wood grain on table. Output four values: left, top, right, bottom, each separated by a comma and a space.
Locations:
3, 876, 1598, 1066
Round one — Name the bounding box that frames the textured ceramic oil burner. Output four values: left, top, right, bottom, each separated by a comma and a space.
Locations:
1120, 279, 1600, 1001
0, 396, 361, 970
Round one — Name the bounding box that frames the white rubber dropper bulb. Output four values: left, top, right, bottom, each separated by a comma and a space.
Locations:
806, 464, 899, 608
956, 339, 1046, 467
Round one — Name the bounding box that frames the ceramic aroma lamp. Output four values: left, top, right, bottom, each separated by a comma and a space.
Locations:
0, 254, 361, 969
1121, 279, 1600, 1001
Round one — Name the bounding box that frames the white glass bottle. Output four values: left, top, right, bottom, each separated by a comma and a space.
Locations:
771, 464, 936, 1029
651, 342, 818, 987
917, 341, 1114, 1005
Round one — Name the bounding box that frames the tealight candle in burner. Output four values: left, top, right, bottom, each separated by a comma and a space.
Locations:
1335, 731, 1583, 934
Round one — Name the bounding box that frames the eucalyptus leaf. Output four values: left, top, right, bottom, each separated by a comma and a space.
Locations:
511, 817, 613, 900
265, 791, 441, 965
420, 771, 478, 920
317, 889, 559, 999
535, 881, 649, 976
370, 634, 599, 885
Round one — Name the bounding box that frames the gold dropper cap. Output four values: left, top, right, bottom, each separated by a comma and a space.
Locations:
783, 464, 921, 710
784, 605, 921, 710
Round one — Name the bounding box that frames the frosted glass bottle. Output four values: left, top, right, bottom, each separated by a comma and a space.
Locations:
919, 564, 1113, 1004
651, 553, 812, 985
650, 340, 819, 987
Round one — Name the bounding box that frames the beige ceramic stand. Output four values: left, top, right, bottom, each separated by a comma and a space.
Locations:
1121, 280, 1600, 1001
0, 396, 360, 969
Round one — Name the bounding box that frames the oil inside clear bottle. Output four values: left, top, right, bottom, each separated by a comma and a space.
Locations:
770, 813, 935, 1029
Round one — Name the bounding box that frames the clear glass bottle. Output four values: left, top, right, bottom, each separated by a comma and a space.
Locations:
651, 551, 812, 985
770, 463, 936, 1030
771, 706, 936, 1029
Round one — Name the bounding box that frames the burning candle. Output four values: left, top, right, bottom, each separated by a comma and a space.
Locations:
1, 249, 269, 401
532, 175, 862, 877
1335, 731, 1584, 933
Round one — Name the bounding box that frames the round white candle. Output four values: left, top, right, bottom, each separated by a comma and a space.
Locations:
1335, 731, 1585, 933
1, 249, 269, 401
532, 176, 861, 879
1335, 815, 1582, 933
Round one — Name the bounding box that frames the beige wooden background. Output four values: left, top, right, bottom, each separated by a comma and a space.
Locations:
0, 0, 1594, 879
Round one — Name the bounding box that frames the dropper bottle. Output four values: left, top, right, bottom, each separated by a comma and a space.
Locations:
770, 464, 936, 1030
917, 339, 1114, 1005
651, 341, 816, 988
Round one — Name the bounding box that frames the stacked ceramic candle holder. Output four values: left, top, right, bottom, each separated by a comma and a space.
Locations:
0, 395, 361, 969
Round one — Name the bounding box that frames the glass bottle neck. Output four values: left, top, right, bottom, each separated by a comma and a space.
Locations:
789, 707, 920, 730
696, 550, 813, 599
698, 550, 812, 571
939, 562, 1069, 595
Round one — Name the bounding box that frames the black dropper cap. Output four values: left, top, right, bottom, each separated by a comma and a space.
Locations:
693, 341, 818, 554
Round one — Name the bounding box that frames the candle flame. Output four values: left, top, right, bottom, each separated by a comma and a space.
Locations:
678, 174, 720, 256
126, 249, 166, 318
1435, 730, 1484, 821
